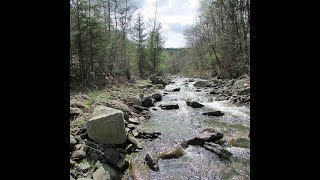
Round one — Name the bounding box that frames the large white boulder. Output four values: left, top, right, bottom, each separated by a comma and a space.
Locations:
86, 106, 126, 144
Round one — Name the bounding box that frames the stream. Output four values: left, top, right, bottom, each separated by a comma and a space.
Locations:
128, 77, 250, 179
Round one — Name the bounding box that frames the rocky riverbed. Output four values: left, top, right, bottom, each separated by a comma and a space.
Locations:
70, 75, 250, 180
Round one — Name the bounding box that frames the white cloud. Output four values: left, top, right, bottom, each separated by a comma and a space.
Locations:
136, 0, 200, 48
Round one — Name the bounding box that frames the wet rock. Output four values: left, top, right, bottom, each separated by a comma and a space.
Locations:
159, 104, 179, 110
203, 111, 225, 116
189, 79, 195, 82
103, 148, 120, 165
72, 150, 86, 160
93, 166, 111, 180
129, 157, 150, 180
86, 106, 126, 144
230, 138, 250, 148
186, 132, 223, 146
186, 101, 204, 108
171, 87, 181, 92
150, 75, 166, 85
155, 84, 165, 89
163, 92, 168, 95
151, 93, 162, 101
127, 134, 142, 149
158, 146, 185, 159
194, 81, 208, 87
203, 142, 232, 160
142, 97, 154, 107
195, 89, 201, 92
145, 153, 159, 172
116, 156, 129, 171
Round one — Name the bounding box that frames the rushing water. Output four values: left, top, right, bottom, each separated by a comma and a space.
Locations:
129, 77, 250, 180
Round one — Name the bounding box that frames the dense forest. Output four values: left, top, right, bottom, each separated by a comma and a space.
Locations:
70, 0, 250, 90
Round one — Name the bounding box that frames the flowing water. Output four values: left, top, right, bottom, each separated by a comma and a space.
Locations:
129, 77, 250, 180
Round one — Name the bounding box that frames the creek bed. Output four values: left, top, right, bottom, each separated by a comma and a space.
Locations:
125, 77, 250, 179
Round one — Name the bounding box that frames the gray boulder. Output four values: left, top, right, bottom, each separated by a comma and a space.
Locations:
86, 106, 126, 144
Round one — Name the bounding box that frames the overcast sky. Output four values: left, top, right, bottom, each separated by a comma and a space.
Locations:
133, 0, 200, 48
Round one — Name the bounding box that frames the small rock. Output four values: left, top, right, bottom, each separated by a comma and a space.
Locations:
93, 166, 111, 180
127, 124, 136, 130
186, 132, 223, 146
127, 134, 141, 148
132, 129, 139, 137
158, 146, 185, 159
75, 144, 83, 150
186, 101, 204, 108
103, 148, 120, 165
145, 153, 159, 172
129, 156, 150, 180
171, 87, 180, 92
127, 117, 140, 125
128, 97, 143, 107
159, 104, 179, 110
151, 93, 162, 101
77, 162, 91, 171
142, 97, 154, 107
72, 150, 86, 160
203, 111, 225, 116
203, 142, 232, 160
196, 89, 201, 92
89, 152, 100, 162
